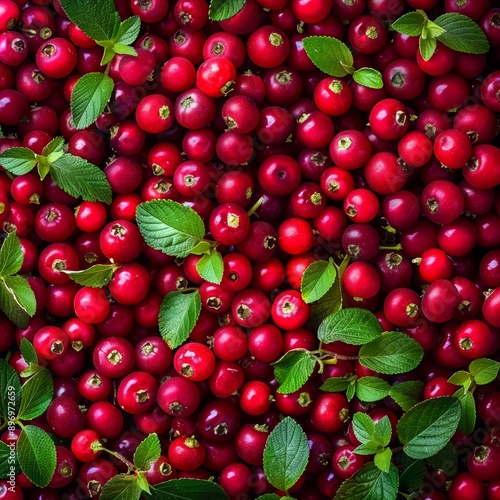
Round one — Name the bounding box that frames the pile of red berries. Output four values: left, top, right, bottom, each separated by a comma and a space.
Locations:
0, 0, 500, 499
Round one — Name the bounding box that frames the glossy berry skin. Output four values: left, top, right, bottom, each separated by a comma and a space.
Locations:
117, 371, 158, 415
453, 320, 496, 359
33, 325, 69, 361
369, 98, 409, 140
70, 430, 102, 463
271, 289, 310, 330
310, 393, 350, 433
448, 472, 485, 500
173, 342, 215, 381
168, 436, 205, 472
92, 337, 135, 379
157, 376, 201, 417
209, 203, 250, 246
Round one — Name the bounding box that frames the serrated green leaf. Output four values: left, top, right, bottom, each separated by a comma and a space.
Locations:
42, 136, 65, 158
256, 496, 281, 500
399, 459, 425, 493
208, 0, 246, 21
352, 68, 384, 90
115, 16, 141, 45
455, 388, 476, 434
0, 359, 21, 421
469, 358, 500, 385
354, 441, 383, 456
425, 19, 446, 37
0, 276, 36, 328
136, 200, 206, 258
374, 448, 392, 473
427, 442, 458, 475
100, 473, 141, 500
0, 233, 23, 277
335, 462, 399, 500
0, 440, 20, 478
397, 397, 461, 459
303, 36, 354, 77
389, 381, 424, 412
355, 377, 391, 403
419, 35, 437, 61
63, 264, 116, 288
100, 46, 116, 66
37, 158, 51, 181
136, 472, 150, 494
133, 433, 161, 471
373, 417, 392, 448
196, 250, 224, 285
159, 291, 201, 349
20, 338, 38, 366
318, 308, 383, 345
359, 331, 423, 375
70, 72, 114, 130
346, 383, 355, 401
320, 376, 352, 393
274, 349, 317, 395
113, 44, 137, 56
435, 13, 490, 54
190, 241, 212, 255
448, 370, 473, 387
59, 0, 120, 42
17, 369, 53, 421
0, 147, 37, 176
301, 260, 336, 304
263, 417, 309, 492
17, 426, 56, 487
149, 479, 229, 500
353, 412, 376, 444
391, 11, 426, 36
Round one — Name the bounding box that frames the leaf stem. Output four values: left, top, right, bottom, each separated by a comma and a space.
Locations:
100, 445, 136, 472
247, 196, 265, 217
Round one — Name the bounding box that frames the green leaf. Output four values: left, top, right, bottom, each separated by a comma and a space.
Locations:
149, 479, 229, 500
255, 496, 281, 500
318, 308, 382, 345
435, 13, 490, 54
399, 459, 425, 493
63, 264, 117, 288
0, 233, 23, 277
17, 369, 53, 421
469, 358, 500, 385
0, 147, 37, 176
359, 331, 423, 375
100, 46, 117, 66
303, 36, 354, 77
427, 442, 458, 475
374, 448, 392, 473
425, 19, 446, 37
300, 260, 337, 304
419, 35, 437, 61
397, 397, 461, 459
355, 377, 391, 403
190, 241, 212, 255
136, 472, 150, 494
159, 291, 201, 349
274, 349, 317, 395
50, 154, 112, 204
70, 72, 114, 130
17, 425, 56, 487
352, 412, 376, 444
59, 0, 120, 42
0, 359, 21, 422
346, 383, 355, 401
133, 433, 161, 471
20, 338, 38, 366
0, 276, 36, 328
100, 473, 141, 500
136, 200, 206, 258
448, 370, 473, 387
263, 417, 309, 492
0, 440, 20, 478
196, 250, 224, 285
320, 376, 352, 393
115, 16, 141, 45
208, 0, 246, 21
113, 44, 137, 56
353, 441, 384, 456
352, 68, 383, 89
389, 381, 424, 412
334, 462, 399, 500
455, 388, 476, 435
391, 11, 426, 36
42, 136, 65, 158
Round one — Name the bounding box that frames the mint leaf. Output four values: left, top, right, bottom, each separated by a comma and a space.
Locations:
301, 260, 336, 304
274, 349, 317, 395
70, 73, 114, 130
159, 291, 201, 349
335, 462, 399, 500
303, 36, 354, 77
50, 154, 112, 204
355, 377, 391, 402
435, 13, 490, 54
115, 16, 141, 45
0, 233, 23, 277
397, 397, 461, 459
320, 376, 353, 393
136, 200, 206, 258
263, 417, 309, 492
399, 459, 425, 493
318, 308, 382, 345
389, 381, 424, 412
0, 440, 19, 477
374, 448, 392, 473
427, 442, 458, 475
133, 433, 161, 471
17, 369, 53, 421
455, 388, 476, 434
208, 0, 246, 21
352, 68, 383, 89
59, 0, 120, 42
149, 479, 229, 500
0, 276, 36, 328
0, 359, 21, 421
391, 11, 426, 36
19, 338, 38, 366
100, 473, 141, 500
17, 425, 56, 487
419, 35, 437, 61
196, 250, 223, 285
0, 147, 37, 176
359, 331, 423, 375
352, 412, 376, 444
63, 264, 117, 288
469, 358, 500, 385
448, 370, 473, 388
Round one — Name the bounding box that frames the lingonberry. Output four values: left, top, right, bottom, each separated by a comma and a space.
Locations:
421, 279, 460, 323
46, 396, 86, 439
78, 370, 113, 402
157, 376, 201, 417
240, 380, 272, 416
168, 436, 206, 472
344, 188, 379, 223
448, 472, 485, 500
231, 288, 271, 328
92, 336, 135, 379
332, 444, 367, 480
70, 429, 103, 463
76, 458, 118, 498
421, 180, 465, 225
74, 286, 111, 324
117, 370, 158, 415
369, 98, 409, 141
86, 401, 124, 439
99, 220, 143, 263
174, 342, 215, 382
310, 393, 350, 434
